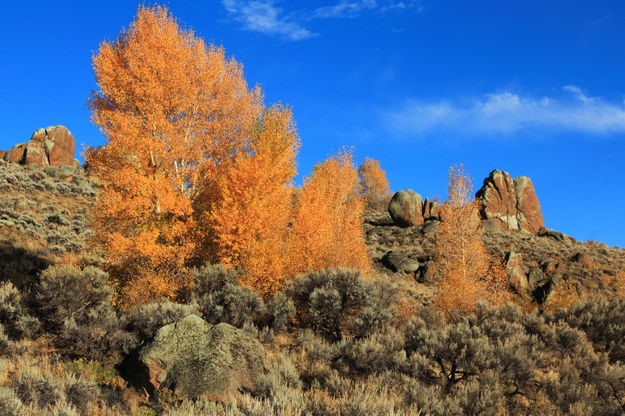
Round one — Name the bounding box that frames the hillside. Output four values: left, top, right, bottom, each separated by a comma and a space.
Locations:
2, 157, 624, 304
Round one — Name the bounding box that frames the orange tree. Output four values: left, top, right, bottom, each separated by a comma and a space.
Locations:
432, 164, 510, 316
289, 150, 371, 276
86, 5, 261, 305
358, 157, 392, 211
210, 105, 300, 296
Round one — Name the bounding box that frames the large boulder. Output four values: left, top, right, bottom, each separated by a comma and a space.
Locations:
388, 190, 423, 227
1, 126, 76, 167
476, 170, 544, 234
138, 315, 267, 400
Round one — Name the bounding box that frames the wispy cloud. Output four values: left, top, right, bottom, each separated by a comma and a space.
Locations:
386, 86, 625, 136
221, 0, 314, 40
311, 0, 422, 19
221, 0, 421, 40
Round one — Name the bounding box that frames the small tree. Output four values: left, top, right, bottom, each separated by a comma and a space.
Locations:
358, 158, 392, 211
289, 150, 371, 276
432, 164, 510, 316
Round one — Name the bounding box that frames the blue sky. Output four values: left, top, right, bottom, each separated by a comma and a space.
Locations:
1, 1, 624, 246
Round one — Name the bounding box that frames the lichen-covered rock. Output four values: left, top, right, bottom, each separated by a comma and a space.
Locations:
514, 176, 544, 234
4, 143, 27, 163
382, 251, 420, 273
24, 141, 48, 167
138, 314, 267, 399
476, 169, 544, 234
422, 197, 440, 219
388, 190, 423, 227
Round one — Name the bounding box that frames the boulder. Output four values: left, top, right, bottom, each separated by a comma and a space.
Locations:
388, 190, 423, 227
476, 170, 544, 234
422, 198, 440, 219
420, 219, 440, 235
138, 315, 267, 400
538, 229, 568, 241
532, 279, 556, 304
572, 252, 594, 269
505, 251, 528, 293
382, 251, 420, 273
4, 143, 27, 163
528, 267, 545, 289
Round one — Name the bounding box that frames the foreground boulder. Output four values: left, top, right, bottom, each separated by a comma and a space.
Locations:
476, 169, 544, 234
138, 315, 267, 399
2, 125, 77, 167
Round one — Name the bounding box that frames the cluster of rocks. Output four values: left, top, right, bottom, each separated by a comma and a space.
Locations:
0, 125, 78, 167
388, 169, 544, 235
388, 190, 440, 227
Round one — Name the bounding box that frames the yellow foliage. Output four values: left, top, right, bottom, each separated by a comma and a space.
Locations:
432, 164, 511, 317
358, 157, 392, 211
289, 150, 371, 277
210, 105, 300, 296
86, 5, 261, 305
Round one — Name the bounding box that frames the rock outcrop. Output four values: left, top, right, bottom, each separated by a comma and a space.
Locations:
476, 170, 544, 234
2, 126, 77, 167
138, 314, 267, 399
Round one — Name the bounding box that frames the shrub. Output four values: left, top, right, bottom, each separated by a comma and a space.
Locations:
553, 294, 625, 363
192, 264, 266, 328
0, 281, 40, 339
0, 387, 22, 416
14, 367, 64, 408
285, 269, 396, 340
265, 291, 296, 331
124, 301, 198, 342
35, 265, 134, 364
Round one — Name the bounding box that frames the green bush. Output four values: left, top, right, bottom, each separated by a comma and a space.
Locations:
35, 265, 135, 364
285, 269, 396, 340
192, 264, 266, 328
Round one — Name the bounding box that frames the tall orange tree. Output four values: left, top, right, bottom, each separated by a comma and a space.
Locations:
358, 157, 392, 211
289, 150, 371, 276
210, 105, 300, 296
86, 5, 261, 305
432, 164, 509, 316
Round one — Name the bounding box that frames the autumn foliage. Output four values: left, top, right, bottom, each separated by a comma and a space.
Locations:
432, 164, 510, 316
87, 5, 371, 304
358, 158, 392, 211
86, 5, 261, 304
210, 105, 300, 296
290, 150, 371, 277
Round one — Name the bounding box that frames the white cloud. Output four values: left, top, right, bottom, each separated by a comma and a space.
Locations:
387, 87, 625, 136
221, 0, 314, 40
311, 0, 421, 19
222, 0, 421, 40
